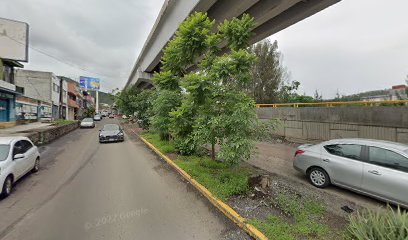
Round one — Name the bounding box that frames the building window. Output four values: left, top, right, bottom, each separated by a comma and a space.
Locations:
53, 83, 60, 93
2, 65, 13, 83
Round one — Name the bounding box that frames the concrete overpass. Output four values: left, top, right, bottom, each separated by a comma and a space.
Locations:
126, 0, 341, 89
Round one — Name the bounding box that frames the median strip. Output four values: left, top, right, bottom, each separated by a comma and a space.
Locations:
129, 128, 268, 240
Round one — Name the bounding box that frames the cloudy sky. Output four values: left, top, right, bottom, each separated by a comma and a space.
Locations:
1, 0, 407, 98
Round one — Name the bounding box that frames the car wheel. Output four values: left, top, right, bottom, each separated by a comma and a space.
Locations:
32, 157, 40, 173
1, 176, 13, 198
308, 167, 330, 188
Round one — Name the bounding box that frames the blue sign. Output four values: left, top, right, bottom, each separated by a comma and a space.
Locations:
79, 78, 86, 88
79, 76, 100, 91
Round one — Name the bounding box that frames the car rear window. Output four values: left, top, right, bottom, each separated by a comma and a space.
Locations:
324, 144, 362, 160
83, 118, 93, 122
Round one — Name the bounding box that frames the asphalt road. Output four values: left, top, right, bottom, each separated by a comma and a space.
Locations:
0, 119, 246, 240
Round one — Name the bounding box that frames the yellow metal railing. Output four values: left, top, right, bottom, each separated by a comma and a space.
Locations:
256, 100, 408, 108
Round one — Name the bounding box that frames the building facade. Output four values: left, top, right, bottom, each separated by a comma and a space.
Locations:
362, 85, 408, 102
0, 59, 24, 127
14, 69, 67, 121
61, 77, 83, 120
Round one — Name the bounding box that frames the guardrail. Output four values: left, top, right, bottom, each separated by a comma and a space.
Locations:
256, 100, 408, 108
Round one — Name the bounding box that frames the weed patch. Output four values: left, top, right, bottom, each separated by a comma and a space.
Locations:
140, 132, 253, 201
249, 194, 329, 239
141, 132, 176, 154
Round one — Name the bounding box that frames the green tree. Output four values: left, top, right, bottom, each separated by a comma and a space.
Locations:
278, 80, 300, 103
150, 90, 181, 140
115, 87, 139, 115
179, 13, 273, 164
148, 12, 276, 164
247, 40, 288, 103
151, 12, 216, 141
314, 89, 323, 101
83, 106, 95, 118
131, 89, 157, 129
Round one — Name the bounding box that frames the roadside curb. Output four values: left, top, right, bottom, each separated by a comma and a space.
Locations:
128, 128, 268, 240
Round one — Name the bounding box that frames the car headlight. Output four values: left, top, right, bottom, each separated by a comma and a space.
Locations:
118, 132, 124, 136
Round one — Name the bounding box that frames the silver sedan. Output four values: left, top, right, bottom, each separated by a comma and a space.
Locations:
80, 118, 95, 128
293, 138, 408, 208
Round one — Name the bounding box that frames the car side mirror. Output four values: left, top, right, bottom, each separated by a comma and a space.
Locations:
13, 153, 25, 160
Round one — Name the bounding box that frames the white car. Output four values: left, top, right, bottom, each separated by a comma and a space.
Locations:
0, 137, 41, 198
93, 114, 102, 121
80, 118, 95, 128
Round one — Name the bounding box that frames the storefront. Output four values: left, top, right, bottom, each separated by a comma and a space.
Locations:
40, 105, 52, 121
15, 101, 38, 121
52, 104, 59, 120
0, 92, 15, 122
15, 96, 53, 122
0, 59, 24, 128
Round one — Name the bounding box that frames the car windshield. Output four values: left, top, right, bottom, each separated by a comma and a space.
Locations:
102, 124, 120, 131
0, 144, 10, 161
82, 118, 93, 122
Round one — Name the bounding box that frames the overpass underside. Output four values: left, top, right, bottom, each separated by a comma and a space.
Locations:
127, 0, 340, 90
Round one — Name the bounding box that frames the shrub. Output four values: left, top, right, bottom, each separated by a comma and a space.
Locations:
150, 90, 181, 140
347, 206, 408, 240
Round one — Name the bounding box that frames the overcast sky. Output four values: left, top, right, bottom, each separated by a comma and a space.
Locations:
1, 0, 407, 97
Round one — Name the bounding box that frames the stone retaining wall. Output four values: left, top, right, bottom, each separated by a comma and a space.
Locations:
25, 122, 79, 145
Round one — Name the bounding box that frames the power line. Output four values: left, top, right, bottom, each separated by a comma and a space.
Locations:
3, 34, 130, 80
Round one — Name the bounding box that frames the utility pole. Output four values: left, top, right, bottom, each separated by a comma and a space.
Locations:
95, 90, 99, 113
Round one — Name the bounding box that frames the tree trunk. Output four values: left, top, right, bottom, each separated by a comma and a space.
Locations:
211, 143, 215, 161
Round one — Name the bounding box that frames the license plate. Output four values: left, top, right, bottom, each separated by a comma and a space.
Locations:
109, 138, 115, 141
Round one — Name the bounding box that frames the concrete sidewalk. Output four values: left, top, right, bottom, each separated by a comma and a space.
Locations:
0, 122, 52, 136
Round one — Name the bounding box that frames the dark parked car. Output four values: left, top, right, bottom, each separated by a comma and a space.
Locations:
99, 124, 124, 143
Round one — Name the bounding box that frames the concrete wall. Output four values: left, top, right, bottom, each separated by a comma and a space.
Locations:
257, 107, 408, 144
51, 74, 60, 107
15, 69, 52, 104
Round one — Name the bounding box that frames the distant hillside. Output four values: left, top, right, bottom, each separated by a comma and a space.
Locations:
331, 89, 390, 102
90, 91, 115, 106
